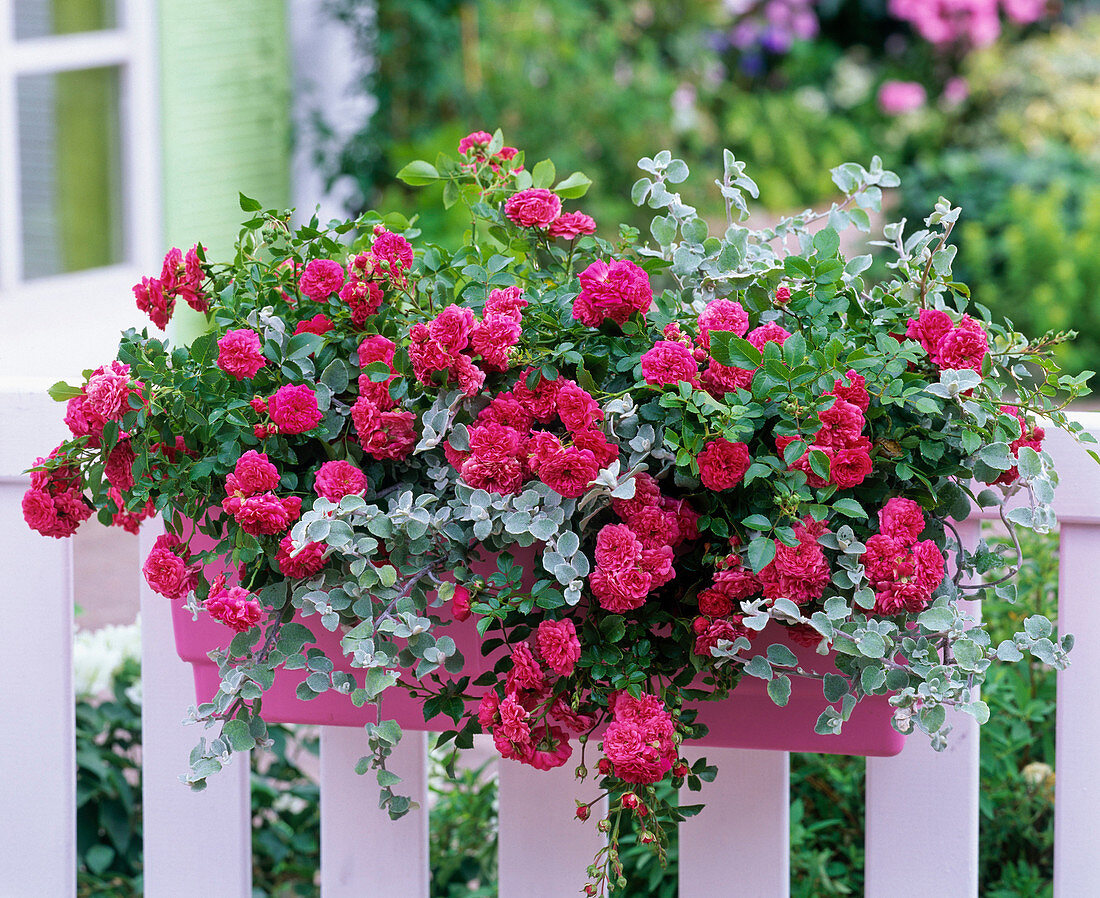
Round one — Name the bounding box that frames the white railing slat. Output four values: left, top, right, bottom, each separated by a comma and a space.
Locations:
679, 748, 790, 898
1053, 522, 1100, 898
865, 518, 981, 898
320, 727, 429, 897
498, 756, 608, 897
140, 521, 252, 898
0, 388, 76, 897
0, 481, 75, 897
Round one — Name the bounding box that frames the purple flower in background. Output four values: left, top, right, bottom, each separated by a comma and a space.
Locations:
724, 0, 820, 58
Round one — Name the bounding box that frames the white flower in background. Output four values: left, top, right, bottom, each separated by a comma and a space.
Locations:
73, 616, 142, 698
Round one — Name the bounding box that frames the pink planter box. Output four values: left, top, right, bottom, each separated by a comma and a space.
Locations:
172, 606, 904, 758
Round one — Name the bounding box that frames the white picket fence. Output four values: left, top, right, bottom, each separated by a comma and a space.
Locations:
2, 386, 1099, 897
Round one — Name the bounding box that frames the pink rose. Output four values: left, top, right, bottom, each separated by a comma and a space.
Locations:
697, 299, 749, 350
534, 620, 580, 677
226, 450, 280, 496
294, 313, 334, 336
506, 643, 547, 694
602, 692, 677, 784
452, 585, 472, 622
472, 316, 522, 372
936, 317, 988, 372
573, 259, 653, 327
484, 286, 528, 322
641, 340, 699, 387
142, 534, 193, 599
538, 447, 599, 498
504, 188, 562, 228
341, 277, 385, 325
428, 304, 477, 353
370, 226, 414, 275
133, 275, 173, 329
205, 577, 263, 632
268, 384, 323, 434
595, 524, 644, 572
553, 381, 603, 432
697, 439, 750, 491
547, 211, 596, 240
217, 329, 267, 380
83, 371, 131, 424
298, 258, 346, 300
747, 322, 791, 351
276, 535, 327, 579
314, 459, 367, 501
223, 492, 301, 536
458, 131, 493, 155
358, 335, 397, 368
878, 498, 926, 545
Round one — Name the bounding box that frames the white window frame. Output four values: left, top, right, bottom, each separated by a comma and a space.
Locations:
0, 0, 160, 380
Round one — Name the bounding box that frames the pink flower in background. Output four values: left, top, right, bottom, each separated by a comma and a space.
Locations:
313, 459, 367, 501
298, 259, 345, 300
217, 329, 267, 380
747, 321, 791, 351
505, 188, 562, 228
547, 211, 596, 240
267, 384, 323, 434
1002, 0, 1046, 24
878, 80, 927, 116
942, 76, 970, 109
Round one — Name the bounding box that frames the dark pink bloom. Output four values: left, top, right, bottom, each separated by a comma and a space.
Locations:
314, 460, 367, 501
641, 340, 699, 387
602, 692, 677, 784
747, 322, 791, 351
226, 450, 280, 497
276, 535, 327, 579
697, 439, 750, 491
298, 259, 345, 300
205, 576, 263, 632
878, 498, 926, 545
294, 313, 334, 336
537, 619, 580, 676
142, 533, 193, 599
267, 384, 323, 434
538, 447, 599, 498
458, 131, 493, 155
548, 211, 596, 240
697, 299, 749, 350
573, 259, 652, 327
133, 276, 173, 329
505, 188, 562, 228
217, 329, 267, 380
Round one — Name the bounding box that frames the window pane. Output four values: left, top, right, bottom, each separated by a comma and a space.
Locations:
18, 66, 125, 279
13, 0, 117, 40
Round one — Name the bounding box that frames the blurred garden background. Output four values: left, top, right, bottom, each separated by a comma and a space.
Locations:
13, 0, 1093, 894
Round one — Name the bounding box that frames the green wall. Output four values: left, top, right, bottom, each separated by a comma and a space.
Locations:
158, 0, 291, 337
